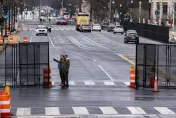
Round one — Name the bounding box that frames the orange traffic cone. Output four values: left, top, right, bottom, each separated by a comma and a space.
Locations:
153, 79, 159, 92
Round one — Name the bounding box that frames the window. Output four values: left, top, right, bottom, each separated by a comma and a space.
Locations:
163, 3, 167, 15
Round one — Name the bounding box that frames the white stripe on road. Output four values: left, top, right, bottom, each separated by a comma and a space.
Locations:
69, 81, 75, 85
98, 65, 113, 81
16, 108, 31, 116
154, 107, 175, 114
123, 82, 130, 86
127, 107, 146, 114
84, 81, 95, 85
99, 107, 118, 114
48, 35, 55, 47
104, 81, 115, 86
72, 107, 89, 114
94, 33, 126, 47
45, 107, 60, 115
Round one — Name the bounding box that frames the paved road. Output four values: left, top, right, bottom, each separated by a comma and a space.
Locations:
8, 25, 176, 117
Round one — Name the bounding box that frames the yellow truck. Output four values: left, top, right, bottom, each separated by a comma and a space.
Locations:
76, 12, 90, 31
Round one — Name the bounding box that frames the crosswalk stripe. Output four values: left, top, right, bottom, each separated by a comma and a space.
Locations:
72, 107, 89, 114
123, 82, 130, 86
99, 107, 118, 114
69, 81, 75, 85
154, 107, 175, 114
16, 108, 31, 116
104, 81, 115, 86
45, 107, 60, 115
84, 81, 95, 85
127, 107, 146, 114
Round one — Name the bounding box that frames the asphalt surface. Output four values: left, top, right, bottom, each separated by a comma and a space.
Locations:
3, 24, 176, 117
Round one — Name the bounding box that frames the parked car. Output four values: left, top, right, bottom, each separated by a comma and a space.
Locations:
107, 24, 115, 32
80, 24, 91, 32
57, 20, 67, 25
36, 25, 48, 36
92, 24, 101, 31
124, 30, 139, 44
113, 25, 124, 34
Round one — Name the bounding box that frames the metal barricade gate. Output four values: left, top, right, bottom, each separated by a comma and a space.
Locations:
0, 42, 49, 88
136, 44, 176, 89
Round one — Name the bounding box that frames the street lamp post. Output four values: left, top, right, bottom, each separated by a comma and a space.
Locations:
139, 1, 142, 23
39, 0, 41, 21
173, 0, 175, 31
149, 0, 151, 20
120, 4, 122, 22
130, 0, 133, 22
109, 0, 111, 23
8, 0, 11, 31
62, 0, 64, 9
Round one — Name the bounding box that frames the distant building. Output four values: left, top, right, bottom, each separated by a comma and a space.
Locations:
151, 0, 176, 22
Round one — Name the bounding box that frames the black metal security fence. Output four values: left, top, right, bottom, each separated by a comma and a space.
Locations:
121, 21, 169, 43
136, 43, 176, 89
0, 42, 49, 88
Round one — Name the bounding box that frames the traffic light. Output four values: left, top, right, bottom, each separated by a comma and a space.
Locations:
3, 5, 8, 15
0, 17, 4, 25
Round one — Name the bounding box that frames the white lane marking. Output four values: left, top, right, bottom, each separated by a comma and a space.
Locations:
99, 65, 113, 81
61, 29, 64, 30
45, 107, 60, 115
69, 81, 75, 85
16, 108, 31, 116
154, 107, 175, 114
50, 47, 94, 61
48, 35, 55, 47
76, 31, 117, 54
117, 54, 135, 65
127, 107, 146, 114
99, 107, 118, 114
104, 81, 115, 86
30, 36, 32, 42
94, 32, 126, 47
123, 82, 130, 86
72, 107, 89, 114
67, 36, 82, 48
67, 36, 92, 50
84, 81, 95, 85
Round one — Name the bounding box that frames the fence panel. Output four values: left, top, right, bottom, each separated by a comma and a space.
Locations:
136, 44, 176, 89
121, 21, 169, 43
0, 42, 49, 88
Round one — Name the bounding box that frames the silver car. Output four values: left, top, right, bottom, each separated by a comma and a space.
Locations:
113, 25, 124, 34
80, 24, 91, 32
92, 24, 101, 31
36, 25, 48, 36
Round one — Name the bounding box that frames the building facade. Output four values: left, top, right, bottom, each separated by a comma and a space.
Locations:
151, 0, 176, 22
